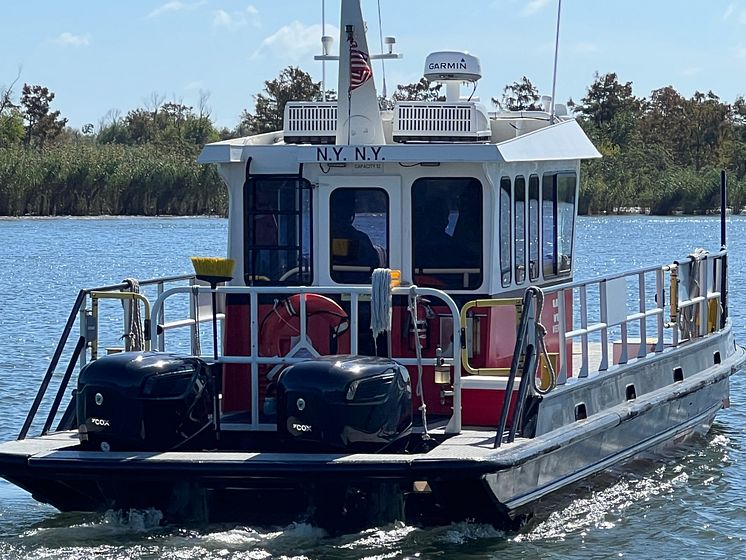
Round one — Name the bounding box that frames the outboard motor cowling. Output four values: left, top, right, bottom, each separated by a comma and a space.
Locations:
77, 352, 213, 451
276, 355, 412, 451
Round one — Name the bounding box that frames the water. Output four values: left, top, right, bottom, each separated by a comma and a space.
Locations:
1, 215, 745, 559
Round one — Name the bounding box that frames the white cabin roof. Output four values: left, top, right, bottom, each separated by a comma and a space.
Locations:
198, 118, 600, 166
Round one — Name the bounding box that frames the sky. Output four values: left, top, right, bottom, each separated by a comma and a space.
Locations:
1, 0, 746, 131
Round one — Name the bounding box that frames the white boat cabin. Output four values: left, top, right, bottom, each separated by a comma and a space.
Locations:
198, 2, 599, 297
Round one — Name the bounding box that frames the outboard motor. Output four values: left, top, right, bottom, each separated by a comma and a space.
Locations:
77, 352, 213, 451
276, 355, 412, 451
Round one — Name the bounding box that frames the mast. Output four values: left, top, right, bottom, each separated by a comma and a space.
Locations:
336, 0, 385, 145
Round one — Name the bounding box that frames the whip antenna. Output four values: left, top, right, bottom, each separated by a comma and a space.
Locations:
321, 0, 327, 101
376, 0, 388, 98
549, 0, 562, 123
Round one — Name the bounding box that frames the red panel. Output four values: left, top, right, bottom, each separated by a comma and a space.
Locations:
222, 299, 252, 412
461, 387, 519, 427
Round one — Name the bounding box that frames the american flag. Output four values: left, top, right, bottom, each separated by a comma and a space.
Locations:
349, 39, 373, 91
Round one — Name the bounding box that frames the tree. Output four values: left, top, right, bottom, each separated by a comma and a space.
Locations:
239, 67, 322, 135
574, 73, 642, 148
20, 84, 68, 148
0, 70, 24, 148
392, 78, 443, 102
494, 76, 541, 111
684, 91, 729, 171
574, 72, 641, 126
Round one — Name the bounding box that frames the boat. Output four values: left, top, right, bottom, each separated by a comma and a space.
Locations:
1, 0, 743, 533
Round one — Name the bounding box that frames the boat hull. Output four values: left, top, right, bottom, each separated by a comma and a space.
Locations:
1, 331, 743, 531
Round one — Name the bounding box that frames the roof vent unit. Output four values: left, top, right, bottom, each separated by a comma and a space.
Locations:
392, 50, 490, 143
283, 102, 338, 144
393, 102, 490, 143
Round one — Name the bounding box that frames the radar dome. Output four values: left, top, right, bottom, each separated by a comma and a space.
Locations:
424, 51, 481, 82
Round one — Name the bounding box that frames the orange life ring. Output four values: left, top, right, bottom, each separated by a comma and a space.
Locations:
259, 294, 349, 357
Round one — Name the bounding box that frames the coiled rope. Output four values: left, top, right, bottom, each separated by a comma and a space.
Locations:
370, 268, 392, 354
527, 286, 557, 395
408, 286, 430, 438
122, 278, 144, 351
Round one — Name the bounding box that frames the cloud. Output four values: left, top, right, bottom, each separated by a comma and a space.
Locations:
147, 0, 205, 19
252, 22, 339, 62
741, 9, 746, 23
212, 5, 260, 30
723, 3, 736, 19
521, 0, 551, 16
736, 45, 746, 58
54, 32, 91, 47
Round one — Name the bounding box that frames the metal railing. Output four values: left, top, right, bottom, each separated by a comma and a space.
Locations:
19, 273, 195, 440
19, 251, 727, 441
540, 249, 727, 385
150, 285, 464, 434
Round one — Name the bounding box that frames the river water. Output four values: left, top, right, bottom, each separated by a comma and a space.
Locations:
0, 215, 745, 559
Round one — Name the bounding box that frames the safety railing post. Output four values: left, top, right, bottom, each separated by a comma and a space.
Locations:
250, 291, 260, 427
557, 289, 568, 385
655, 268, 665, 352
579, 284, 589, 378
599, 280, 609, 371
637, 272, 647, 359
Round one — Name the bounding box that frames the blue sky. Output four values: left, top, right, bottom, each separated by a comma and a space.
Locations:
1, 1, 745, 131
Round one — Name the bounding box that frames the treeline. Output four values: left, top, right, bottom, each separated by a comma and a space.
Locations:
569, 74, 746, 214
0, 81, 228, 216
1, 68, 745, 216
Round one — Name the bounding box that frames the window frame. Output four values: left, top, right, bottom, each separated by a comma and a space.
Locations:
514, 175, 527, 285
500, 176, 512, 288
410, 177, 484, 291
243, 175, 314, 286
528, 174, 540, 281
328, 186, 390, 285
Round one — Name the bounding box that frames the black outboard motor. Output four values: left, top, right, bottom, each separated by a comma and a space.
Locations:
77, 352, 212, 451
276, 355, 412, 451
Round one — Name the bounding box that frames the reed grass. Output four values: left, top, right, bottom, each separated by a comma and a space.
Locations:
0, 144, 227, 216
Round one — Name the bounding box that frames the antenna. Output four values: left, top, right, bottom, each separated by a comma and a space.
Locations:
321, 0, 327, 101
549, 0, 562, 123
376, 0, 388, 98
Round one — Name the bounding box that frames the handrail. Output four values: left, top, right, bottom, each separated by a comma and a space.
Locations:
42, 336, 86, 436
150, 284, 464, 434
18, 289, 87, 440
460, 298, 522, 376
494, 288, 538, 448
89, 291, 152, 360
20, 272, 197, 440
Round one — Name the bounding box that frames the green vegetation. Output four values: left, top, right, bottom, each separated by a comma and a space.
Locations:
0, 67, 744, 216
570, 73, 746, 214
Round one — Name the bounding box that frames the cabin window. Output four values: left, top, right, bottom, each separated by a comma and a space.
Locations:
542, 175, 557, 277
541, 172, 577, 278
411, 177, 483, 290
500, 177, 512, 287
528, 175, 540, 281
557, 173, 576, 273
243, 176, 313, 285
329, 187, 388, 284
514, 176, 526, 285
